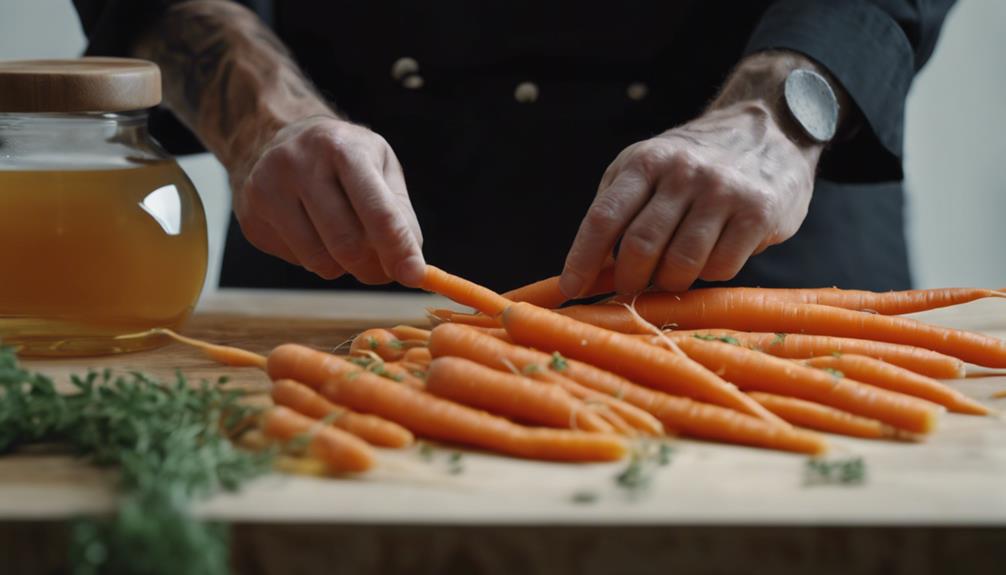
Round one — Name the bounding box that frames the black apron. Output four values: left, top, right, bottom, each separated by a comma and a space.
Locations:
216, 1, 912, 292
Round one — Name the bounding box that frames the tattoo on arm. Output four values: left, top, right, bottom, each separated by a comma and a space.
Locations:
134, 0, 334, 186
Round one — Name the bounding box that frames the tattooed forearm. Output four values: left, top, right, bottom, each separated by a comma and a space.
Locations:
134, 0, 334, 186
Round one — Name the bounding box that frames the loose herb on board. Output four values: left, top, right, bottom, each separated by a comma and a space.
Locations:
613, 440, 675, 498
803, 456, 867, 486
0, 347, 271, 575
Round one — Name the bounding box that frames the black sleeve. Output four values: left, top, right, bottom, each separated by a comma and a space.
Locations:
744, 0, 956, 182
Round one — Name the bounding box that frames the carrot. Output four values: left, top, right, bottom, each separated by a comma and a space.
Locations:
261, 406, 375, 473
420, 265, 512, 317
266, 344, 627, 462
552, 375, 659, 436
747, 392, 899, 439
659, 330, 965, 380
271, 379, 415, 447
428, 324, 823, 453
585, 403, 637, 435
374, 361, 427, 389
672, 337, 942, 434
614, 286, 1006, 316
503, 265, 617, 308
402, 346, 432, 366
425, 356, 615, 433
802, 355, 989, 415
157, 328, 267, 369
555, 356, 829, 453
427, 308, 504, 328
388, 325, 432, 342
350, 328, 422, 362
471, 326, 513, 342
560, 295, 1006, 368
565, 362, 827, 453
501, 302, 785, 425
427, 323, 663, 436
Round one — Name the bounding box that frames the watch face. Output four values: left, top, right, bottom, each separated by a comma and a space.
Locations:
784, 69, 838, 143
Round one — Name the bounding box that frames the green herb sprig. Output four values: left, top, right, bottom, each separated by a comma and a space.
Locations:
803, 456, 867, 486
0, 347, 271, 575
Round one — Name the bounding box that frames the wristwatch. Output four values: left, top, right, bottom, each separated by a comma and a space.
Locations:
782, 68, 839, 144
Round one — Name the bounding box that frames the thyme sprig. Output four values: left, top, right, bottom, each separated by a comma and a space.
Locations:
0, 347, 271, 575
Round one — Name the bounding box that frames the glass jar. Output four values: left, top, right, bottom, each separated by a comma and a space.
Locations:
0, 58, 207, 356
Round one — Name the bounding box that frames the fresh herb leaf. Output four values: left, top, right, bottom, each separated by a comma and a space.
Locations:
549, 352, 568, 372
613, 440, 673, 497
522, 364, 541, 375
447, 451, 465, 475
657, 442, 674, 466
803, 457, 867, 486
417, 442, 434, 462
0, 347, 270, 575
693, 334, 740, 345
615, 454, 650, 493
348, 356, 374, 368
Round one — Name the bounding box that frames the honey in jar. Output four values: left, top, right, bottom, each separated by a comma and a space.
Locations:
0, 59, 208, 355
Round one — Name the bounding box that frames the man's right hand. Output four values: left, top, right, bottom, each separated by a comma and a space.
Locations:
134, 2, 425, 287
234, 116, 426, 287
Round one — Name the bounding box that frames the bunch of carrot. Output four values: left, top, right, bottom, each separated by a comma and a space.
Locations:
165, 264, 1001, 475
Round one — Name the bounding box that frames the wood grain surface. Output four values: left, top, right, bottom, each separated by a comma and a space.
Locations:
3, 290, 1006, 574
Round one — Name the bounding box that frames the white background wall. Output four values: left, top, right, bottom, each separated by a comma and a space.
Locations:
1, 0, 1004, 292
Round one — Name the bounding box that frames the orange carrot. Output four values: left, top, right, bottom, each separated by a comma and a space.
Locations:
425, 356, 614, 433
271, 379, 414, 447
552, 375, 659, 436
564, 360, 827, 453
349, 328, 415, 362
747, 392, 899, 439
660, 330, 965, 380
427, 308, 503, 328
503, 265, 617, 308
501, 302, 785, 425
157, 328, 267, 369
420, 265, 513, 317
428, 325, 824, 453
261, 406, 375, 473
373, 361, 426, 389
614, 286, 1006, 315
402, 347, 432, 366
266, 344, 626, 462
560, 295, 1006, 368
672, 337, 942, 434
470, 326, 513, 342
427, 323, 663, 436
388, 325, 432, 342
802, 355, 989, 415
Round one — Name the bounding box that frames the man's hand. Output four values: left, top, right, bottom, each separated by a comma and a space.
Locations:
235, 116, 425, 286
560, 52, 843, 297
135, 1, 425, 286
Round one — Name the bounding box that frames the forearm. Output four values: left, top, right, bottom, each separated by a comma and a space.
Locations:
134, 0, 334, 185
708, 50, 853, 165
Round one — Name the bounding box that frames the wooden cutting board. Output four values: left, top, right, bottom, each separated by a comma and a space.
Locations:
4, 290, 1006, 527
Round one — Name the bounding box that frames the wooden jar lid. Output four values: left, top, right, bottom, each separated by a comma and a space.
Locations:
0, 58, 161, 113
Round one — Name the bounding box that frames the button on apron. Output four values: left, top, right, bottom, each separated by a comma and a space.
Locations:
627, 82, 649, 101
514, 81, 539, 103
390, 57, 419, 80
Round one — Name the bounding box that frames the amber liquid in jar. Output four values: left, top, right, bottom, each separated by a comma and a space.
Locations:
0, 161, 207, 355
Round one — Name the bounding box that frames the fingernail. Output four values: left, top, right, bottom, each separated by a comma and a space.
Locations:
395, 255, 426, 287
559, 270, 585, 299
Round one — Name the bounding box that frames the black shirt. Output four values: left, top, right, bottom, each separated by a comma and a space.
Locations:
73, 0, 956, 292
